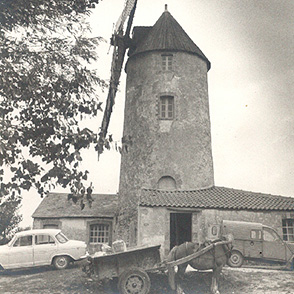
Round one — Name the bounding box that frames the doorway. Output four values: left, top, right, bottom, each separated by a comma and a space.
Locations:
170, 213, 192, 249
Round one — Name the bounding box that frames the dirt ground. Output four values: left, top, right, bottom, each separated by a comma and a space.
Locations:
0, 264, 293, 294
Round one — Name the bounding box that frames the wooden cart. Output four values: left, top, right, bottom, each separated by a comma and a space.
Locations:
85, 240, 232, 294
85, 244, 163, 294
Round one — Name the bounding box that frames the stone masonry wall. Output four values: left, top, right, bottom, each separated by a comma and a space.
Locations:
138, 206, 288, 257
33, 218, 87, 241
138, 206, 169, 257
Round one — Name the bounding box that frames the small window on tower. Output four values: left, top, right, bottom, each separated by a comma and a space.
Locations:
159, 96, 174, 120
161, 54, 173, 71
158, 176, 176, 190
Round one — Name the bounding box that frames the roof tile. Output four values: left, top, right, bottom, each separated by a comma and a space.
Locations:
140, 186, 294, 211
32, 193, 118, 218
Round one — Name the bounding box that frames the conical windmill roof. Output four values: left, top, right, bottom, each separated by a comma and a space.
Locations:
130, 9, 211, 70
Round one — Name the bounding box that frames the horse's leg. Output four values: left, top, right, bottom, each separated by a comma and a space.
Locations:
177, 263, 188, 279
211, 265, 222, 294
175, 264, 188, 294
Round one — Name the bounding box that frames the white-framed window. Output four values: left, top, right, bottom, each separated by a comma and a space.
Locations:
159, 96, 174, 119
282, 219, 294, 241
89, 223, 110, 244
161, 54, 173, 71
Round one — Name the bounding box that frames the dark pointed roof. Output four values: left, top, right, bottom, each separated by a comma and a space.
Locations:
32, 193, 118, 218
140, 186, 294, 211
130, 9, 211, 70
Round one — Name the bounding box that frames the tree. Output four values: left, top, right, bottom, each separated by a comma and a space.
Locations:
0, 0, 105, 205
0, 196, 22, 244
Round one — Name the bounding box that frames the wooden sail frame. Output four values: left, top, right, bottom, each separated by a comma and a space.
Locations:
97, 0, 138, 155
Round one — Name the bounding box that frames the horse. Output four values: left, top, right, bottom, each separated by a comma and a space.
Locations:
167, 236, 233, 294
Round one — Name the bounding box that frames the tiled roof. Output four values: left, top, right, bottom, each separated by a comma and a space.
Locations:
32, 193, 118, 218
130, 10, 211, 70
140, 186, 294, 211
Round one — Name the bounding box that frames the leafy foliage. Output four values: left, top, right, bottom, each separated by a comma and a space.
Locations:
0, 196, 22, 244
0, 0, 105, 202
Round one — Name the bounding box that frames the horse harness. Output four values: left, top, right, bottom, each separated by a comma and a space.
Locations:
171, 239, 232, 267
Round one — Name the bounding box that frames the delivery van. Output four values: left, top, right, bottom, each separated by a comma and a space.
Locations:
208, 220, 294, 267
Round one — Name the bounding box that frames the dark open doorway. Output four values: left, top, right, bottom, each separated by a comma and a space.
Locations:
170, 213, 192, 249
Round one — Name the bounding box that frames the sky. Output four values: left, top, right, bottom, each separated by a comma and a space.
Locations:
19, 0, 294, 226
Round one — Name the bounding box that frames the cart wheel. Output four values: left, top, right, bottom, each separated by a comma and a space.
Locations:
227, 250, 244, 268
118, 268, 150, 294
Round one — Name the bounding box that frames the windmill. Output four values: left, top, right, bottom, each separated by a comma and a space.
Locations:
97, 0, 138, 155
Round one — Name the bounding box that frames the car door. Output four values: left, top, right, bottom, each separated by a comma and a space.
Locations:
8, 235, 34, 269
262, 227, 287, 261
33, 234, 57, 266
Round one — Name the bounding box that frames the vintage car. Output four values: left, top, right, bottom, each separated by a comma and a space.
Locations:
208, 220, 294, 268
0, 229, 87, 270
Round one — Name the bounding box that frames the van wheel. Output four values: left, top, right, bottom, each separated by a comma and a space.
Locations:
228, 250, 243, 267
53, 256, 70, 270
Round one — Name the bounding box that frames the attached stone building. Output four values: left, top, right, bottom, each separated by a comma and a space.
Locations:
138, 187, 294, 256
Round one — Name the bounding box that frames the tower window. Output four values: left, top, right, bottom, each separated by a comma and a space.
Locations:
158, 176, 176, 190
161, 54, 173, 71
159, 96, 174, 119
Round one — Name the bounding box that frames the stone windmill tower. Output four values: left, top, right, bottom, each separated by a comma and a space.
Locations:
117, 5, 214, 245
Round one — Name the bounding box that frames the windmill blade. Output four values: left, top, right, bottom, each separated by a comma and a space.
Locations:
97, 0, 138, 155
115, 0, 137, 33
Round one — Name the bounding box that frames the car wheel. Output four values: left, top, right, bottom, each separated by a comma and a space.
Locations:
227, 250, 244, 267
53, 256, 70, 270
118, 267, 150, 294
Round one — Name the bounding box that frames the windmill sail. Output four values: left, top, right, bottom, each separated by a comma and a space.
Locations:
115, 0, 137, 33
97, 0, 137, 155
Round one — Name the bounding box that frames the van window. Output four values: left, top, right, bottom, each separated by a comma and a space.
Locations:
263, 228, 279, 242
250, 230, 262, 240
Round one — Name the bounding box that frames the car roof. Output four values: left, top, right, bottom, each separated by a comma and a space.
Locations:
15, 229, 61, 236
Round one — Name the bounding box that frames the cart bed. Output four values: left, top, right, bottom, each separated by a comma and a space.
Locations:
89, 244, 161, 280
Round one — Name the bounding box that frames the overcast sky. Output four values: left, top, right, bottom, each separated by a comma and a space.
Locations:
20, 0, 294, 226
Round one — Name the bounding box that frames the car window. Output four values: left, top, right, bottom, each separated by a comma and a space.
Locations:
13, 235, 33, 247
35, 234, 55, 245
55, 232, 68, 244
